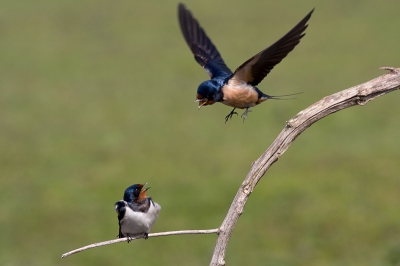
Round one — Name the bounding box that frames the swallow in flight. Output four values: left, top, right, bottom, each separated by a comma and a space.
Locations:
115, 183, 161, 241
178, 3, 314, 122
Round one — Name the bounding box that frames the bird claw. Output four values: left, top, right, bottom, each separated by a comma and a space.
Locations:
241, 108, 252, 122
225, 108, 238, 123
126, 233, 147, 242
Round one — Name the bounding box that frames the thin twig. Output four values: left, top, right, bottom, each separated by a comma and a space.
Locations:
62, 228, 219, 258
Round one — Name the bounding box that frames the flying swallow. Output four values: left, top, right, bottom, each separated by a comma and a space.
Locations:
178, 3, 314, 122
115, 183, 161, 241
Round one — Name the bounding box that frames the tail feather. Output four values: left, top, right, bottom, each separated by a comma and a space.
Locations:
263, 92, 303, 100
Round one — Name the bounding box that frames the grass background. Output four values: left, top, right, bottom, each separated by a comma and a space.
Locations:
1, 0, 400, 265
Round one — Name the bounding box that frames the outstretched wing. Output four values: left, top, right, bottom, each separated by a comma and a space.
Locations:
231, 9, 314, 86
178, 3, 232, 79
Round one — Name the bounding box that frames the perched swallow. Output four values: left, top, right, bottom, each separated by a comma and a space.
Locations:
115, 183, 161, 241
178, 3, 314, 122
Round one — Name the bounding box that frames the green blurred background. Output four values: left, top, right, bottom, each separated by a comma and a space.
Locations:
1, 0, 399, 265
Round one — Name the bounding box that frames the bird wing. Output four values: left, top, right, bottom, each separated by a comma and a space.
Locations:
178, 3, 232, 79
115, 201, 126, 238
230, 9, 314, 87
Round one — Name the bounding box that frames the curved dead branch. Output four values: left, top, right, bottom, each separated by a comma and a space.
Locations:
61, 67, 400, 265
209, 67, 400, 265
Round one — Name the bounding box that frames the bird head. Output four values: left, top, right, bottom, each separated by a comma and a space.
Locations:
123, 183, 150, 203
195, 81, 221, 109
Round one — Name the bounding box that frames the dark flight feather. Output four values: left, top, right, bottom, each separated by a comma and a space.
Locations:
231, 9, 314, 86
178, 3, 232, 79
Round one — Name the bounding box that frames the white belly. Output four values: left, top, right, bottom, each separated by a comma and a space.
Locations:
120, 202, 161, 236
221, 81, 258, 109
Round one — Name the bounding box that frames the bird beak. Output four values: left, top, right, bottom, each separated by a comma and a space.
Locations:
141, 183, 150, 192
194, 98, 208, 110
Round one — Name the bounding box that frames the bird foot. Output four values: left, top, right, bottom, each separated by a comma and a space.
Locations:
241, 108, 252, 122
225, 108, 238, 123
126, 233, 147, 242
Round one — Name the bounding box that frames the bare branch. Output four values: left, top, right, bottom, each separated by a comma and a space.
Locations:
209, 67, 400, 266
61, 228, 219, 258
61, 67, 400, 265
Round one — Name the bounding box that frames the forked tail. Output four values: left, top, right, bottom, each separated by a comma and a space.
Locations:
264, 92, 303, 100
